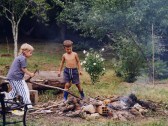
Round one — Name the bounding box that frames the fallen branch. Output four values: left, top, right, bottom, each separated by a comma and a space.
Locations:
29, 81, 82, 100
30, 110, 53, 115
33, 104, 59, 113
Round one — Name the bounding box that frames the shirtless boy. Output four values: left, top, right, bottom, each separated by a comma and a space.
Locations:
58, 40, 85, 101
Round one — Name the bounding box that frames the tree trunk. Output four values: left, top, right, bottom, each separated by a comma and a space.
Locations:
12, 21, 18, 58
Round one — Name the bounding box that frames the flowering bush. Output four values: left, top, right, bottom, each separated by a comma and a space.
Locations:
81, 48, 105, 84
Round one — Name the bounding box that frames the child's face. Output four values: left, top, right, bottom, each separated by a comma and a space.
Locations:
65, 46, 72, 54
24, 50, 33, 58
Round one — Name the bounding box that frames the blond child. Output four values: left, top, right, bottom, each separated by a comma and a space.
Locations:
58, 40, 85, 101
6, 43, 35, 108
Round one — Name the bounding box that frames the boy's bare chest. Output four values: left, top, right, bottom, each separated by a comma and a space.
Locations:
65, 55, 76, 61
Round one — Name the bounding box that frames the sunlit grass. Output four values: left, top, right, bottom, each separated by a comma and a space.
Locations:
69, 69, 168, 104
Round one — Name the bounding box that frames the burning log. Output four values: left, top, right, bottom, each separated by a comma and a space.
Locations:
137, 100, 156, 111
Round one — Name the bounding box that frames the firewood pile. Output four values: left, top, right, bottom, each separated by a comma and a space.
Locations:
30, 94, 158, 121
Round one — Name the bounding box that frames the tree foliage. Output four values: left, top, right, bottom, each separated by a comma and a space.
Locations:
58, 0, 168, 81
59, 0, 168, 38
0, 0, 50, 57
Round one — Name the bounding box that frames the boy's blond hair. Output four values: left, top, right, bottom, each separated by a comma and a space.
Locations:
63, 40, 73, 47
19, 43, 34, 55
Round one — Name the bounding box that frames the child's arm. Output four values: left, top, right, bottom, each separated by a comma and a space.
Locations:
21, 68, 35, 77
58, 55, 65, 77
75, 53, 82, 75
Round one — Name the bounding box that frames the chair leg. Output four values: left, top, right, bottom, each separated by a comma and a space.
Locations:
2, 111, 6, 126
0, 94, 6, 126
23, 105, 28, 126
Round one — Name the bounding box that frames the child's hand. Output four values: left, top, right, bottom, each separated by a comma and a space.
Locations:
79, 71, 82, 75
58, 72, 61, 77
30, 72, 35, 77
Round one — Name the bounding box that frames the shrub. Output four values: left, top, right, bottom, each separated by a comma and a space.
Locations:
112, 38, 145, 82
154, 60, 168, 79
81, 48, 105, 84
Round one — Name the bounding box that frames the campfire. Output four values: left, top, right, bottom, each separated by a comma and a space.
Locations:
31, 93, 157, 121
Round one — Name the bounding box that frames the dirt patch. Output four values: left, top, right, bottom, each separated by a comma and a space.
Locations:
28, 114, 87, 125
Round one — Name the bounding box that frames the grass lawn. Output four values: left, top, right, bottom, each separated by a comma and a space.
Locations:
0, 41, 168, 126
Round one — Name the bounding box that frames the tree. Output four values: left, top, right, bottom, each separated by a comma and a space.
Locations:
58, 0, 168, 82
0, 0, 49, 57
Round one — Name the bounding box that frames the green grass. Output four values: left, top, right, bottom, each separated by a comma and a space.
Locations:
1, 116, 168, 126
23, 117, 168, 126
1, 42, 168, 126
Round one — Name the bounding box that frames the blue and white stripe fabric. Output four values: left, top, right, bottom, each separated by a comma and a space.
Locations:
8, 80, 31, 105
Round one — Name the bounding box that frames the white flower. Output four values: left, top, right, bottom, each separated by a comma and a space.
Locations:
103, 68, 105, 71
96, 54, 99, 58
101, 58, 104, 61
83, 50, 87, 54
85, 58, 87, 60
101, 48, 104, 51
83, 61, 86, 64
86, 53, 89, 56
93, 63, 96, 65
81, 62, 83, 65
